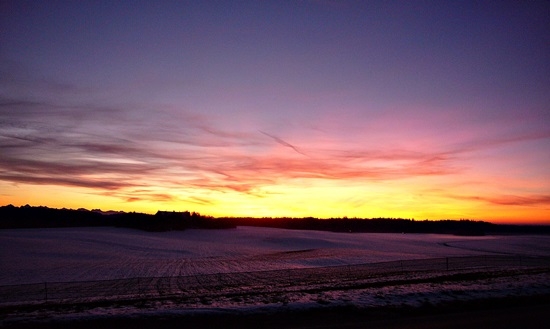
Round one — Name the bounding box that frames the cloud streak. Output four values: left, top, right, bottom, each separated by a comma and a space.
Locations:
4, 88, 541, 204
450, 194, 550, 207
0, 101, 461, 200
0, 69, 548, 214
447, 131, 550, 156
259, 130, 308, 156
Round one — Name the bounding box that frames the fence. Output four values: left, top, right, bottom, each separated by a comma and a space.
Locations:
1, 255, 549, 305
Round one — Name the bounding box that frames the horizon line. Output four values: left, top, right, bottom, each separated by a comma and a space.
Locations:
3, 204, 549, 226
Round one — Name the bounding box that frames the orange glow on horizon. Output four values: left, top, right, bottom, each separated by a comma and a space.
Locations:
1, 126, 548, 225
2, 177, 549, 225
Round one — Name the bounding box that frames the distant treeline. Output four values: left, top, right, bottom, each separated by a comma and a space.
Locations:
1, 205, 549, 235
222, 217, 550, 235
0, 205, 234, 231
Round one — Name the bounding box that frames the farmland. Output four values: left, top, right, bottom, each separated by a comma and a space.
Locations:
1, 226, 550, 326
2, 226, 550, 285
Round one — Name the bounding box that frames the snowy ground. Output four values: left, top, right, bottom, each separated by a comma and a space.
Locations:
1, 226, 549, 325
1, 226, 549, 285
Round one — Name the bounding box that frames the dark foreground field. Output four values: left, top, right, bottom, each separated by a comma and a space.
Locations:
2, 227, 549, 328
2, 295, 549, 329
2, 261, 549, 329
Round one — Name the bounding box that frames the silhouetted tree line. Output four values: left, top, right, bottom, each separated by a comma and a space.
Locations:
0, 205, 107, 228
0, 205, 234, 231
1, 205, 548, 234
219, 216, 550, 235
113, 210, 234, 231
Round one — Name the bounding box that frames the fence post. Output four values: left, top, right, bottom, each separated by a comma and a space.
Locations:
44, 282, 48, 301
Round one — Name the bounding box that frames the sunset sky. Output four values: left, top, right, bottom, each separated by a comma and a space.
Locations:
1, 1, 549, 224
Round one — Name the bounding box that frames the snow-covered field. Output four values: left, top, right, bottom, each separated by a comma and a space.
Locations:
1, 226, 550, 325
1, 226, 549, 285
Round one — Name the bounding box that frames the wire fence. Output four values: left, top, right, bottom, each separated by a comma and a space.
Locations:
1, 255, 549, 305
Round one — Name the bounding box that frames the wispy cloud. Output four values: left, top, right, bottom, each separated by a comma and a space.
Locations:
259, 130, 308, 156
1, 68, 548, 207
0, 92, 467, 201
450, 194, 550, 207
446, 131, 550, 155
0, 173, 129, 190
